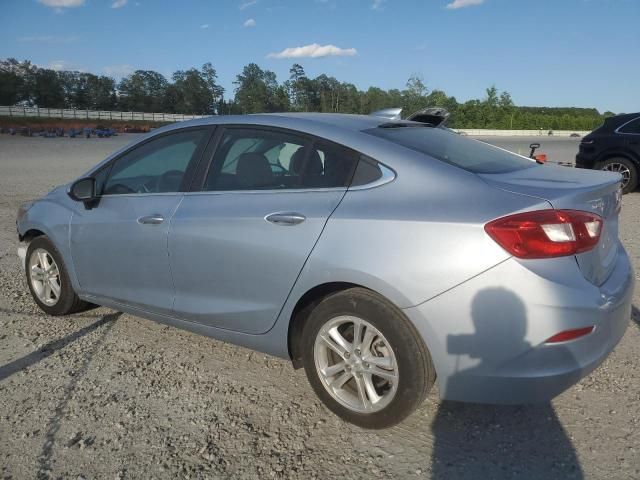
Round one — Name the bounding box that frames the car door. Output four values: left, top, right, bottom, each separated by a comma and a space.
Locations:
168, 126, 360, 334
70, 127, 212, 313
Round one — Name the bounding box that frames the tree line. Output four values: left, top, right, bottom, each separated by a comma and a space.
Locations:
1, 58, 614, 130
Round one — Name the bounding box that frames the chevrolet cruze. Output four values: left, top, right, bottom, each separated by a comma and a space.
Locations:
17, 113, 634, 428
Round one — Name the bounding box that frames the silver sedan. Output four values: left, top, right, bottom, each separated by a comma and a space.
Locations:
17, 113, 634, 428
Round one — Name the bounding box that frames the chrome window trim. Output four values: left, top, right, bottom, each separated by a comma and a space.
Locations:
614, 116, 640, 136
185, 162, 396, 195
184, 186, 348, 196
349, 163, 396, 191
99, 192, 184, 199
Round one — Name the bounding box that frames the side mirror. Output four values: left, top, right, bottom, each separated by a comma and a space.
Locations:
68, 177, 96, 204
529, 143, 541, 149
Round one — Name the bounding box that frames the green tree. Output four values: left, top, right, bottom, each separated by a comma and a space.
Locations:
401, 75, 429, 116
234, 63, 285, 114
118, 70, 169, 112
0, 58, 37, 105
33, 69, 65, 108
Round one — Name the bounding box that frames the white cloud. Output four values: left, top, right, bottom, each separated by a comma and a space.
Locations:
372, 0, 385, 10
243, 18, 256, 27
45, 60, 85, 72
38, 0, 84, 7
103, 64, 134, 78
239, 0, 257, 10
18, 35, 80, 43
446, 0, 484, 9
111, 0, 127, 8
267, 43, 357, 59
200, 24, 209, 29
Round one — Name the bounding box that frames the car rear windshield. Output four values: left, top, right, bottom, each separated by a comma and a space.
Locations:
365, 126, 537, 174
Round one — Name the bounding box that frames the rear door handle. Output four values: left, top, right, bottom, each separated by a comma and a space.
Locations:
265, 212, 306, 226
137, 214, 165, 225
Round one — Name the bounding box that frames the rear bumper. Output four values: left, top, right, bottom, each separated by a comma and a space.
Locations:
575, 152, 597, 169
403, 247, 634, 404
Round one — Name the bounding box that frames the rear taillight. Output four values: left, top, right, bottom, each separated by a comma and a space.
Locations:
545, 326, 595, 344
485, 210, 603, 259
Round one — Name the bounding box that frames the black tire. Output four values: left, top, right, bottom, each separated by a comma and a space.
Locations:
301, 287, 436, 429
25, 236, 92, 316
598, 157, 638, 194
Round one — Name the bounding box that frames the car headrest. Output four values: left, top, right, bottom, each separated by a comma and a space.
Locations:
236, 153, 273, 189
291, 148, 323, 176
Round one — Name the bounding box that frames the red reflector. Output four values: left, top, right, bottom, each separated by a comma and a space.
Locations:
485, 209, 603, 259
545, 326, 595, 344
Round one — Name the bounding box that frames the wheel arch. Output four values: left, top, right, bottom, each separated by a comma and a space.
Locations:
19, 228, 46, 243
288, 282, 361, 368
286, 281, 432, 371
597, 149, 640, 169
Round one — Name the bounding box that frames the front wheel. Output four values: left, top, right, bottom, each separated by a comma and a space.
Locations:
599, 157, 638, 194
301, 288, 435, 429
25, 236, 92, 316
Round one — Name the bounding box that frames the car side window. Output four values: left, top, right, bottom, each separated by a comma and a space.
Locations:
351, 156, 384, 186
102, 129, 208, 195
619, 118, 640, 134
305, 141, 359, 188
204, 129, 310, 191
204, 128, 362, 191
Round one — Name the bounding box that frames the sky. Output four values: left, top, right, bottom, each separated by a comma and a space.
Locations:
1, 0, 638, 113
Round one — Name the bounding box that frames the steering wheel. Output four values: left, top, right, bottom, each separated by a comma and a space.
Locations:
270, 163, 287, 176
157, 170, 184, 192
104, 183, 136, 195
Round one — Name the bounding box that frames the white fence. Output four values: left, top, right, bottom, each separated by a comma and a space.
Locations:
456, 128, 591, 137
0, 106, 592, 136
0, 106, 207, 123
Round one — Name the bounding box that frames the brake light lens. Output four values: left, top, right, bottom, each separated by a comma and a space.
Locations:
485, 210, 603, 259
545, 326, 595, 344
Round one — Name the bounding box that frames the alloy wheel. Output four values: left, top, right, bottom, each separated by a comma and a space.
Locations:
313, 315, 399, 413
29, 248, 61, 306
602, 162, 631, 190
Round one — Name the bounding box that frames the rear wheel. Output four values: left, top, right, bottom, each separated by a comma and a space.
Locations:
599, 157, 638, 194
301, 288, 435, 429
26, 236, 92, 316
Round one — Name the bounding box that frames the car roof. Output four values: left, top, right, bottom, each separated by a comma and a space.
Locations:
604, 112, 640, 127
170, 112, 388, 133
86, 113, 408, 177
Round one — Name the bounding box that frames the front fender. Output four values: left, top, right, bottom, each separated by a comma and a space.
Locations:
17, 197, 78, 291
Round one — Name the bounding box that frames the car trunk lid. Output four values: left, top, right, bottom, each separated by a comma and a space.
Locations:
480, 165, 623, 286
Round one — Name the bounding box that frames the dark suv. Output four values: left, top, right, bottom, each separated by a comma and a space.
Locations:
576, 113, 640, 194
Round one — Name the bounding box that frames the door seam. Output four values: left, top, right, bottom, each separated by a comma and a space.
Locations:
167, 195, 185, 311
263, 188, 351, 335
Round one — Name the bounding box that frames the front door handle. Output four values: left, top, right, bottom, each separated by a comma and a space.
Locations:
137, 214, 165, 225
265, 212, 306, 226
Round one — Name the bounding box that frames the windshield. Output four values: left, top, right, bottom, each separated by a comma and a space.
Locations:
366, 126, 537, 174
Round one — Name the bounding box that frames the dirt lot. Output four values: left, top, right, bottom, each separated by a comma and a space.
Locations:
0, 134, 639, 479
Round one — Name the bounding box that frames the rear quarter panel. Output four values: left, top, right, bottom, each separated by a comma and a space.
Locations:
282, 147, 552, 311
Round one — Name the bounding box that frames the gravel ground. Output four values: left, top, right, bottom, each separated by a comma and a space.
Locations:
0, 134, 639, 480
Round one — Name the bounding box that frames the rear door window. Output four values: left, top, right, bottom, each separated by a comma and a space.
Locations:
203, 128, 360, 190
619, 118, 640, 134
